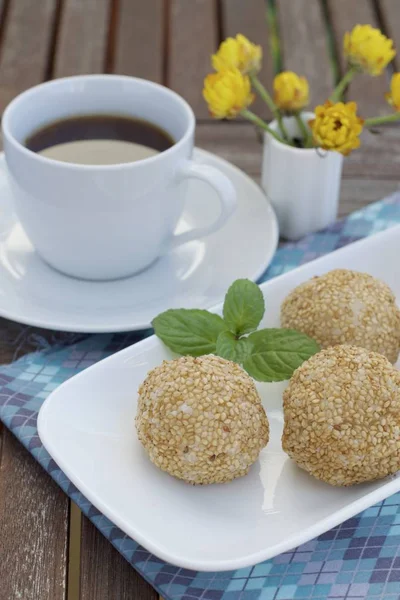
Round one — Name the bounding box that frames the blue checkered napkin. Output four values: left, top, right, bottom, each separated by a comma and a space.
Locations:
1, 192, 400, 600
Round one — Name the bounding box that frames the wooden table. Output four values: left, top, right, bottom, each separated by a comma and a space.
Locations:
0, 1, 399, 598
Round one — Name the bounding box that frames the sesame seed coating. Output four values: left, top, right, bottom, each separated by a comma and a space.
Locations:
281, 269, 400, 363
282, 345, 400, 486
136, 355, 269, 484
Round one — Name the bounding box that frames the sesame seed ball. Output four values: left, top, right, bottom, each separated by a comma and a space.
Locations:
281, 269, 400, 363
282, 345, 400, 486
136, 355, 269, 484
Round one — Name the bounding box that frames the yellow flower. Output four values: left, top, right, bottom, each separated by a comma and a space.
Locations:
212, 34, 262, 74
203, 69, 254, 119
385, 72, 400, 111
344, 24, 395, 75
309, 101, 364, 156
273, 71, 309, 112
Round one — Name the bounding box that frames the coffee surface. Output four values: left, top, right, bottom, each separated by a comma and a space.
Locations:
25, 114, 174, 165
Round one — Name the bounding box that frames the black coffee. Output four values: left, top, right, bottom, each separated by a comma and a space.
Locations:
25, 115, 174, 165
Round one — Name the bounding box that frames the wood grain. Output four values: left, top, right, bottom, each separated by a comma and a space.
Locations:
196, 121, 262, 175
379, 0, 400, 71
0, 324, 77, 600
338, 176, 398, 217
113, 0, 164, 82
79, 516, 158, 600
196, 121, 400, 200
0, 427, 69, 600
221, 0, 274, 118
344, 126, 400, 178
168, 0, 218, 118
68, 502, 82, 600
0, 0, 59, 109
277, 0, 333, 106
53, 0, 111, 77
327, 0, 390, 117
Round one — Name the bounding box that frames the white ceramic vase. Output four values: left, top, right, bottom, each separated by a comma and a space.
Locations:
261, 111, 343, 240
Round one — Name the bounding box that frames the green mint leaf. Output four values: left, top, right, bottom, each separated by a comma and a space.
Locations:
243, 329, 320, 382
223, 279, 265, 336
216, 331, 253, 363
152, 309, 227, 356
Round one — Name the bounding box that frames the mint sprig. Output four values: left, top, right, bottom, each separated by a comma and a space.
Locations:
243, 329, 320, 382
216, 331, 253, 363
152, 309, 226, 356
152, 279, 320, 382
223, 279, 265, 336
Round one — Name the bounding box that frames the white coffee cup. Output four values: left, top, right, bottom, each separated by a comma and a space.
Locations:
2, 75, 237, 280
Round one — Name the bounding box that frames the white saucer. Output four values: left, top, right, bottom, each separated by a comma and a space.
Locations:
0, 148, 278, 332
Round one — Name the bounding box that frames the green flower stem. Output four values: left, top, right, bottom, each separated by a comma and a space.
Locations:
294, 112, 313, 148
241, 108, 287, 144
329, 66, 358, 102
250, 73, 291, 142
365, 113, 400, 127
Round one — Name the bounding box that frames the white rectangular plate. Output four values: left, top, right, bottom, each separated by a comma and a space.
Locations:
38, 225, 400, 572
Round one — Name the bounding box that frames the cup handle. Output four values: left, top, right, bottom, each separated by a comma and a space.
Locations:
168, 160, 237, 250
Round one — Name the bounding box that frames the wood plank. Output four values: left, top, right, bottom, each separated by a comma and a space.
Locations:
221, 0, 274, 118
338, 176, 398, 218
196, 121, 400, 190
345, 126, 400, 178
168, 0, 218, 118
113, 0, 164, 82
197, 120, 400, 179
196, 122, 261, 176
0, 324, 75, 599
379, 0, 400, 71
79, 516, 158, 600
53, 0, 111, 77
68, 502, 82, 600
0, 0, 59, 109
0, 428, 69, 600
277, 0, 333, 106
327, 0, 390, 117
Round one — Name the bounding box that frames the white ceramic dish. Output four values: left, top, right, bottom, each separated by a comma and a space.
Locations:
0, 148, 278, 332
38, 225, 400, 571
